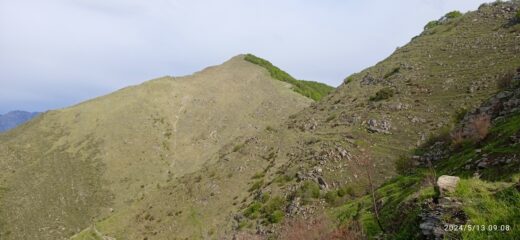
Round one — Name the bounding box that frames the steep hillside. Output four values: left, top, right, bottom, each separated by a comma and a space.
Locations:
0, 111, 40, 132
334, 70, 520, 239
0, 55, 315, 240
69, 2, 520, 240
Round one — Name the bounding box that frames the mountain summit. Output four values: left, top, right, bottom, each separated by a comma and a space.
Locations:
0, 55, 325, 240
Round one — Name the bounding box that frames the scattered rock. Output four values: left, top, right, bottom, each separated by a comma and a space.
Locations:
316, 177, 329, 190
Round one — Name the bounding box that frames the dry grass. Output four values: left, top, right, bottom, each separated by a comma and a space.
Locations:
471, 114, 491, 141
451, 113, 491, 146
450, 129, 465, 146
279, 216, 364, 240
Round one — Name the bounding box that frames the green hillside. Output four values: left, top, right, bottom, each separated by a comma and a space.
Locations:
244, 54, 334, 101
0, 56, 312, 240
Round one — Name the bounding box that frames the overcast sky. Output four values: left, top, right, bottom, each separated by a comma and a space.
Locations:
0, 0, 491, 113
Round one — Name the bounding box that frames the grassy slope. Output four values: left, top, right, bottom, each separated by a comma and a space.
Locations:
244, 54, 334, 101
71, 2, 520, 239
335, 111, 520, 239
0, 56, 313, 240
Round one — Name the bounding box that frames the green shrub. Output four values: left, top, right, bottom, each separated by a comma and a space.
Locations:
344, 76, 354, 84
274, 174, 293, 186
516, 10, 520, 23
262, 196, 285, 215
338, 186, 355, 197
295, 181, 321, 204
324, 190, 339, 205
369, 87, 395, 101
395, 156, 415, 175
445, 11, 463, 19
424, 20, 439, 30
260, 193, 270, 203
267, 210, 285, 223
244, 202, 262, 219
249, 180, 264, 192
244, 54, 334, 101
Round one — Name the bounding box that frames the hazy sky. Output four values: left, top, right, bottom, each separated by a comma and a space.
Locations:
0, 0, 492, 113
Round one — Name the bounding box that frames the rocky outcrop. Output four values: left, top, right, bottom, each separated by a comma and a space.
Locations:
366, 119, 392, 134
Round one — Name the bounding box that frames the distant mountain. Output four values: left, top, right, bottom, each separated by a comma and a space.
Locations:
0, 111, 40, 132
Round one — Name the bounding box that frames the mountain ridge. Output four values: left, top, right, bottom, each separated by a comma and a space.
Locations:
0, 55, 316, 240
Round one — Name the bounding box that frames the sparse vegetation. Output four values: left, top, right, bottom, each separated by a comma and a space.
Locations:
244, 54, 334, 101
497, 71, 515, 89
249, 179, 264, 192
233, 143, 244, 152
383, 67, 400, 79
369, 87, 394, 101
293, 181, 321, 204
395, 155, 414, 174
280, 216, 364, 240
424, 10, 463, 31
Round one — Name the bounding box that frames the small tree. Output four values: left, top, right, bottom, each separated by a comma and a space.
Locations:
351, 150, 385, 233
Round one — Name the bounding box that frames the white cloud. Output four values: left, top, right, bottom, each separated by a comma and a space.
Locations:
0, 0, 491, 112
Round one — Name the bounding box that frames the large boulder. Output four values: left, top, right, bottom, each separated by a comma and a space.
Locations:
437, 175, 460, 196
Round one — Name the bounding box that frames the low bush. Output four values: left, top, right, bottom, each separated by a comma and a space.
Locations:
370, 87, 395, 101
294, 181, 321, 204
445, 11, 463, 19
267, 210, 285, 223
248, 180, 264, 192
244, 202, 262, 219
324, 190, 339, 205
395, 155, 415, 175
424, 20, 439, 30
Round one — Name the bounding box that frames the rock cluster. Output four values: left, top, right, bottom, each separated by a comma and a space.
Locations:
420, 176, 466, 240
366, 119, 392, 134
